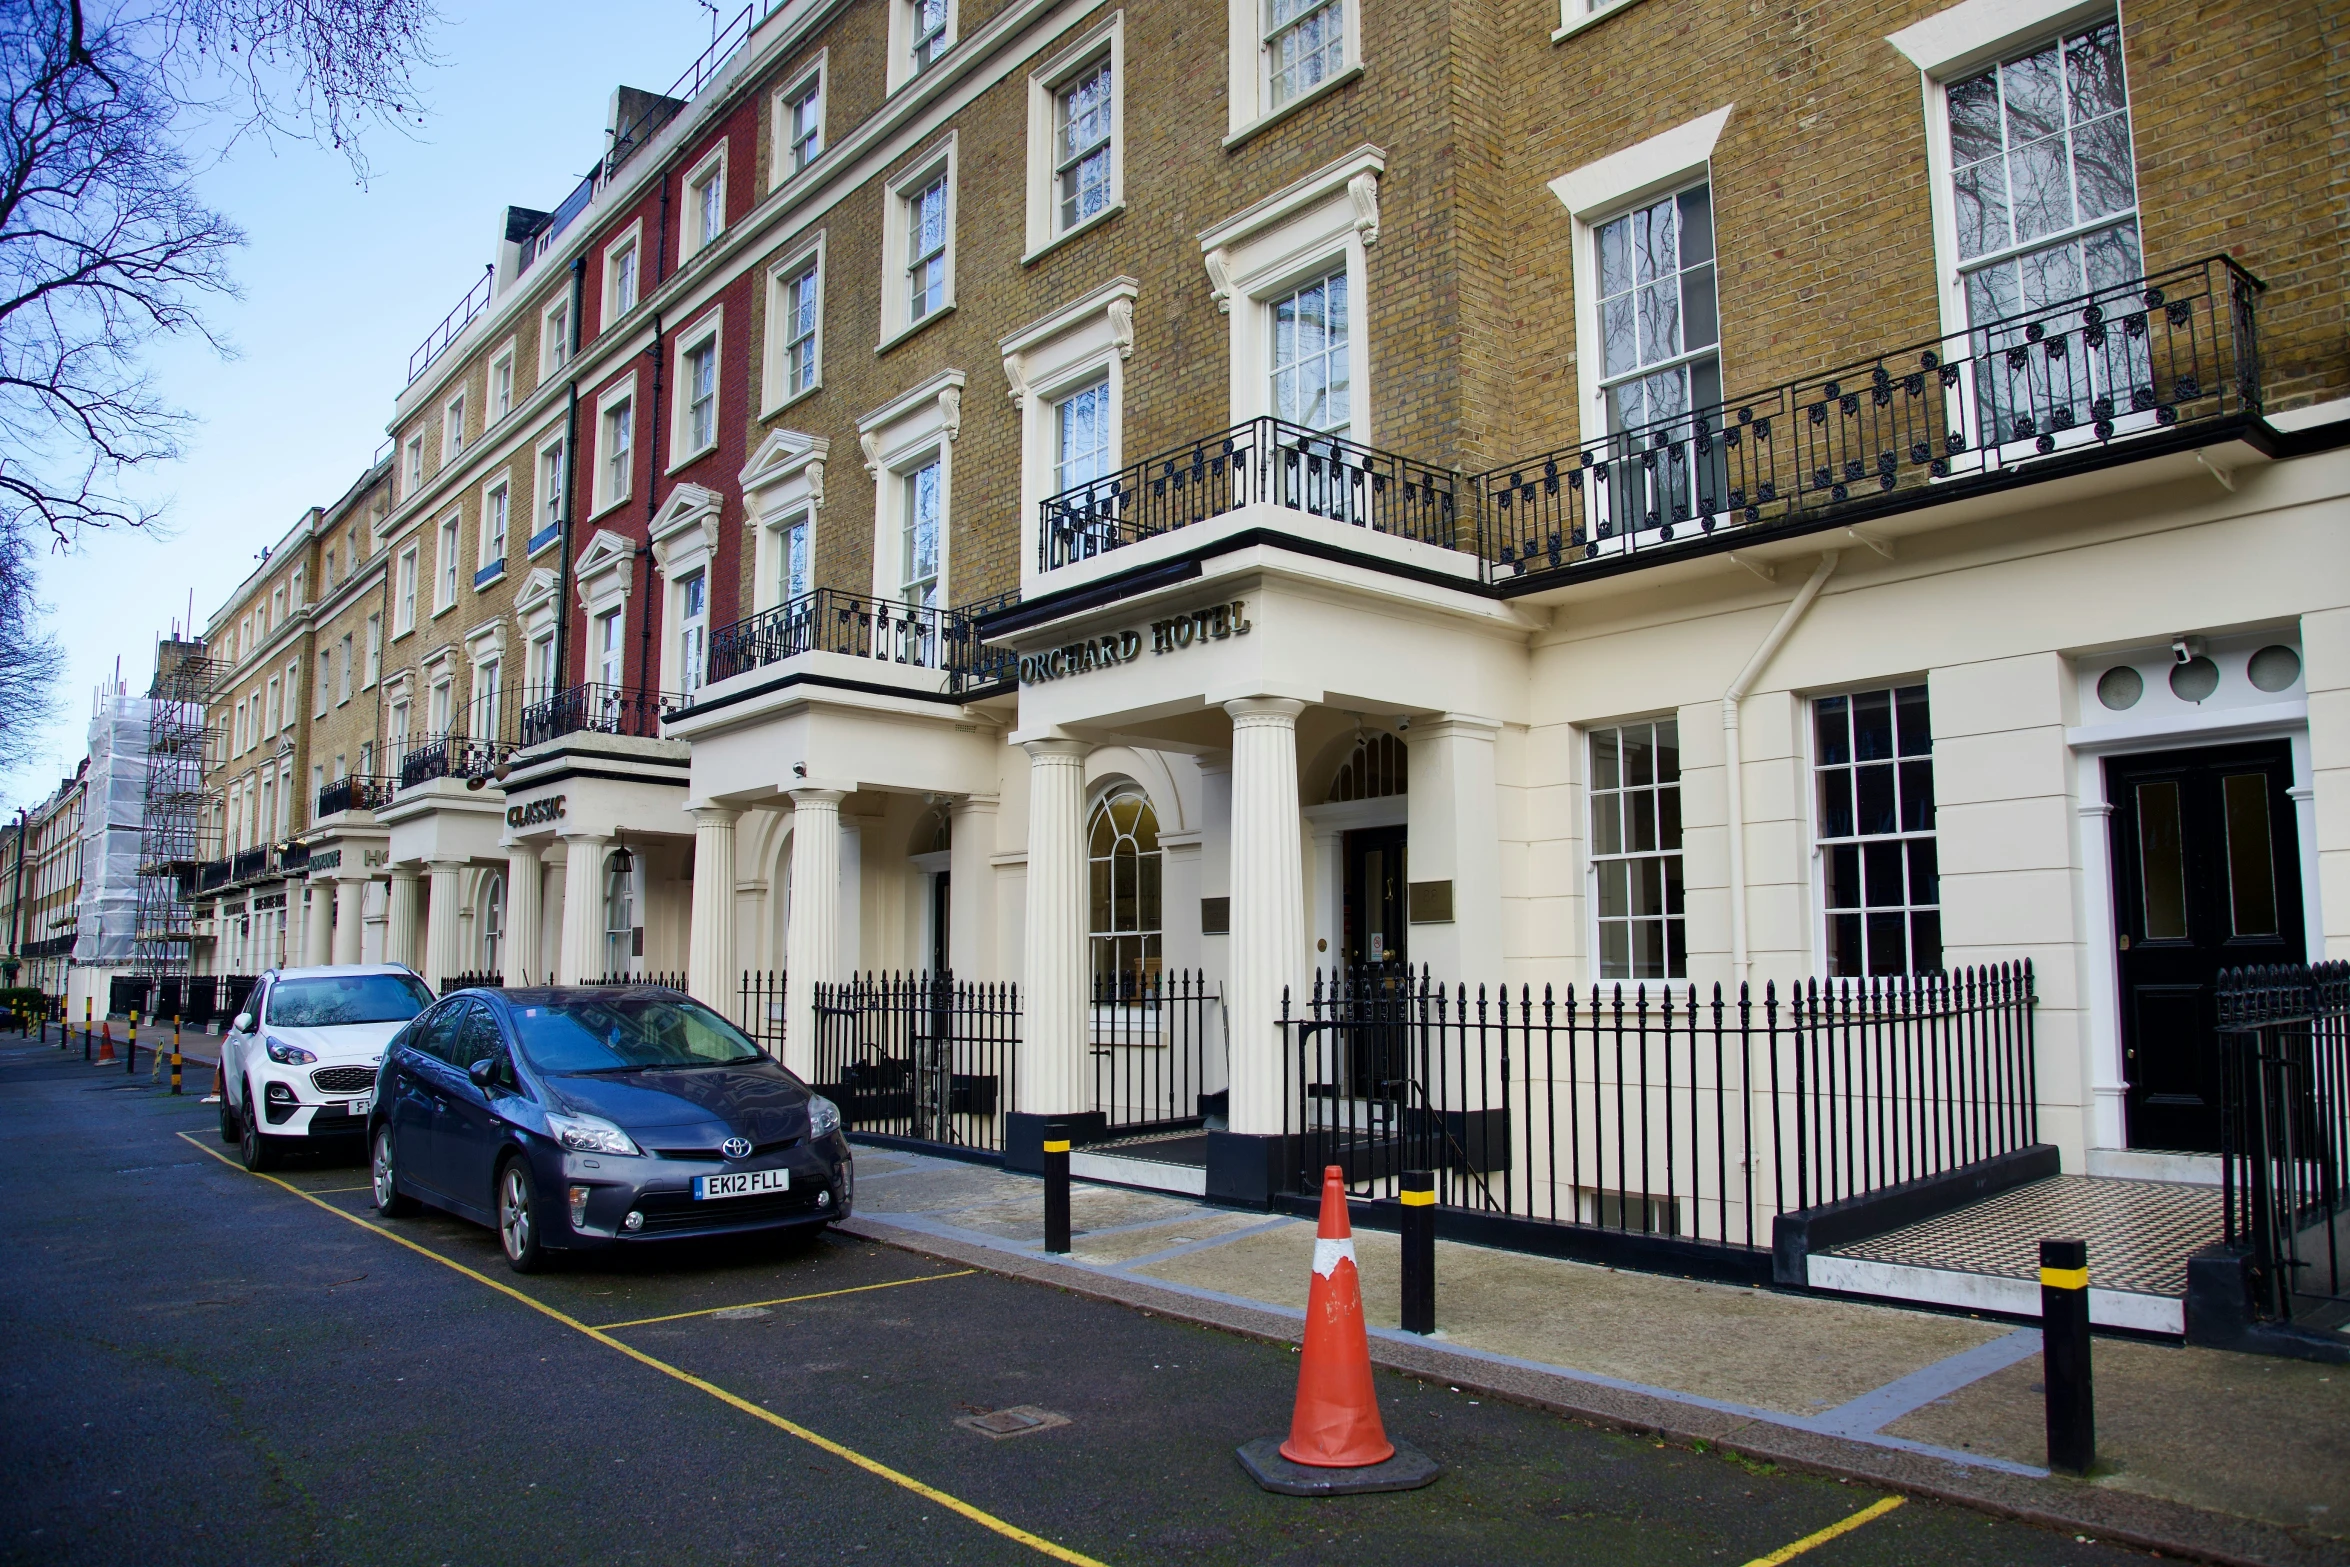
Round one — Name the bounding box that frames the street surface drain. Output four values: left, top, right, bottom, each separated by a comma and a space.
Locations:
955, 1405, 1070, 1440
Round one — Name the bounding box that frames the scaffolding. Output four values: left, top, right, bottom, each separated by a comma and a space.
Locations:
133, 639, 218, 982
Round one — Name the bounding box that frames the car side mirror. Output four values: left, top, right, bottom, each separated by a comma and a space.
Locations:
233, 1013, 254, 1034
467, 1058, 497, 1089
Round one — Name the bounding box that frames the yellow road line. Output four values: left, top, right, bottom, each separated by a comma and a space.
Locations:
1742, 1495, 1905, 1565
304, 1185, 374, 1194
596, 1271, 975, 1330
177, 1132, 1110, 1567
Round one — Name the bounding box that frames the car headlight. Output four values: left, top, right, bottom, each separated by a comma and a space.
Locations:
265, 1037, 317, 1065
547, 1111, 640, 1157
807, 1094, 840, 1139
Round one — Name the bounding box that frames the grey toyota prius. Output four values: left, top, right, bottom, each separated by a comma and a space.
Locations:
368, 985, 851, 1271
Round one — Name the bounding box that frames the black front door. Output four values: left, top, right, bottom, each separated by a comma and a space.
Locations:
1341, 827, 1408, 974
2108, 741, 2304, 1152
929, 871, 951, 976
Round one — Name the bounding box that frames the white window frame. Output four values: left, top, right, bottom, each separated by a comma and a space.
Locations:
364, 614, 382, 685
673, 568, 710, 697
856, 370, 963, 612
337, 633, 354, 703
315, 649, 330, 717
541, 295, 572, 377
682, 142, 729, 261
740, 428, 829, 616
534, 432, 567, 548
1808, 681, 1942, 979
480, 474, 512, 573
402, 435, 424, 499
1002, 277, 1136, 591
1585, 716, 1686, 981
470, 652, 503, 742
879, 136, 958, 351
670, 308, 724, 468
1024, 16, 1125, 260
1224, 0, 1360, 145
1200, 148, 1382, 439
1553, 0, 1649, 43
887, 0, 958, 93
763, 236, 826, 416
594, 375, 639, 517
489, 341, 517, 423
266, 676, 282, 737
442, 391, 466, 467
289, 566, 305, 608
603, 222, 644, 326
435, 513, 461, 614
394, 548, 419, 636
773, 58, 827, 187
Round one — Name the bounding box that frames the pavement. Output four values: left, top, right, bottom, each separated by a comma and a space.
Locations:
0, 1038, 2166, 1567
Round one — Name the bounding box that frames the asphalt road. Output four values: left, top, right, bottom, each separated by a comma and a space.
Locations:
0, 1039, 2152, 1566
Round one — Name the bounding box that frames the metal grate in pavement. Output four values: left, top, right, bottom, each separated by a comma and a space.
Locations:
1826, 1175, 2222, 1299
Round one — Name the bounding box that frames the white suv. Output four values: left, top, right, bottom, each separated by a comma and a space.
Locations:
220, 965, 437, 1171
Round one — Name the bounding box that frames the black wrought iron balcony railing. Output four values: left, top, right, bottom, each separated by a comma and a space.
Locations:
231, 846, 268, 883
1475, 255, 2263, 580
316, 774, 399, 819
277, 842, 311, 877
1038, 415, 1460, 573
518, 685, 676, 748
398, 733, 503, 790
704, 588, 1018, 694
197, 858, 231, 892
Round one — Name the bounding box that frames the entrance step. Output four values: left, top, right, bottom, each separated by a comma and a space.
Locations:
1808, 1175, 2222, 1337
1069, 1130, 1211, 1197
2085, 1147, 2222, 1186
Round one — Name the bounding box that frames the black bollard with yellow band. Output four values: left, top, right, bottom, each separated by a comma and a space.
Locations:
2040, 1237, 2094, 1475
1400, 1169, 1436, 1334
170, 1016, 184, 1095
1043, 1119, 1073, 1254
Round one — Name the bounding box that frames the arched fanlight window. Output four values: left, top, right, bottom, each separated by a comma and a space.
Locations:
1327, 731, 1408, 803
1087, 785, 1160, 997
602, 854, 635, 977
479, 872, 505, 974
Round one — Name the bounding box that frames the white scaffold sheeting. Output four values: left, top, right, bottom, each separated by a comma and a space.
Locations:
75, 696, 153, 966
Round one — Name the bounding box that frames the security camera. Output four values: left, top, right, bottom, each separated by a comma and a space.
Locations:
2171, 636, 2207, 665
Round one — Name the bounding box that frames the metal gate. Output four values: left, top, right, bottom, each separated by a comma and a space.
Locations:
812, 972, 1018, 1152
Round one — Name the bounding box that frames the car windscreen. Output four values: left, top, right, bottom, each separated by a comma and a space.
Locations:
265, 974, 435, 1028
510, 994, 765, 1073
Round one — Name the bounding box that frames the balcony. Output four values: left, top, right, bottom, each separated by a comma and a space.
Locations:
1475, 255, 2263, 584
398, 733, 503, 790
704, 588, 1017, 695
231, 846, 268, 883
1038, 415, 1459, 574
197, 858, 230, 893
277, 842, 311, 877
518, 684, 675, 748
316, 774, 399, 819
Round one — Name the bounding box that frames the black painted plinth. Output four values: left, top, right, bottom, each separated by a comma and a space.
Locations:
1234, 1437, 1439, 1496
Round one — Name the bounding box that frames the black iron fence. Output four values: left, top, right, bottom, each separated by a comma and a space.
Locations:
738, 969, 787, 1053
2216, 963, 2349, 1328
812, 972, 1018, 1151
198, 858, 231, 892
586, 971, 687, 989
398, 733, 502, 789
518, 685, 673, 748
439, 972, 505, 994
1475, 256, 2260, 578
1284, 963, 2037, 1253
317, 774, 399, 818
1038, 415, 1461, 571
1089, 970, 1223, 1134
231, 846, 267, 882
704, 588, 1017, 693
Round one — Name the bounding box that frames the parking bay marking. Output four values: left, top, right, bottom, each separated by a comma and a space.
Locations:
596, 1271, 976, 1330
1741, 1495, 1905, 1566
176, 1133, 1113, 1567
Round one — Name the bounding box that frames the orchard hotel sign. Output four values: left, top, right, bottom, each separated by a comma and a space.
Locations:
1019, 600, 1252, 685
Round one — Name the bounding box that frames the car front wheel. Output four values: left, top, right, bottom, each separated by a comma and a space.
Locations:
238, 1082, 276, 1172
217, 1086, 240, 1145
497, 1157, 545, 1274
372, 1126, 418, 1217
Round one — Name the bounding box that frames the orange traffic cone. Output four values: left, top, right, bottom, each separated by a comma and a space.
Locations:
95, 1020, 115, 1063
1236, 1166, 1438, 1495
1283, 1165, 1394, 1467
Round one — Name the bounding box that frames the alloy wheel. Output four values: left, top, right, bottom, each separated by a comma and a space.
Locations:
500, 1164, 533, 1260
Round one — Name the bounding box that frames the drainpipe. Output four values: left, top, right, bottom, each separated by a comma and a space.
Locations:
553, 257, 587, 700
1724, 552, 1840, 983
638, 309, 665, 710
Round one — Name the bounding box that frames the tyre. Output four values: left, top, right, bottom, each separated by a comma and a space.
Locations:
238, 1081, 277, 1172
217, 1085, 241, 1145
496, 1156, 546, 1274
371, 1125, 419, 1218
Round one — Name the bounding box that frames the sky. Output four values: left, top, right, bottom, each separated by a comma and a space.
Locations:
6, 1, 741, 811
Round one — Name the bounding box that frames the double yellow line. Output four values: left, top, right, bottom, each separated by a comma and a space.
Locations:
178, 1132, 1108, 1567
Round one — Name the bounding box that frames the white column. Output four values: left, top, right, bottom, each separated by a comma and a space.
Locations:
1019, 741, 1089, 1117
687, 806, 741, 1013
383, 866, 421, 972
424, 858, 466, 989
331, 878, 365, 966
947, 795, 999, 979
783, 789, 843, 1080
301, 883, 333, 966
1404, 715, 1503, 983
503, 843, 544, 985
556, 833, 609, 985
1224, 699, 1306, 1137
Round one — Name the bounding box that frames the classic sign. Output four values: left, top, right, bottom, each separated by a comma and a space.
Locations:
507, 795, 566, 828
1020, 600, 1252, 685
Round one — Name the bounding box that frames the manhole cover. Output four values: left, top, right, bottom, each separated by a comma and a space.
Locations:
955, 1405, 1070, 1440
